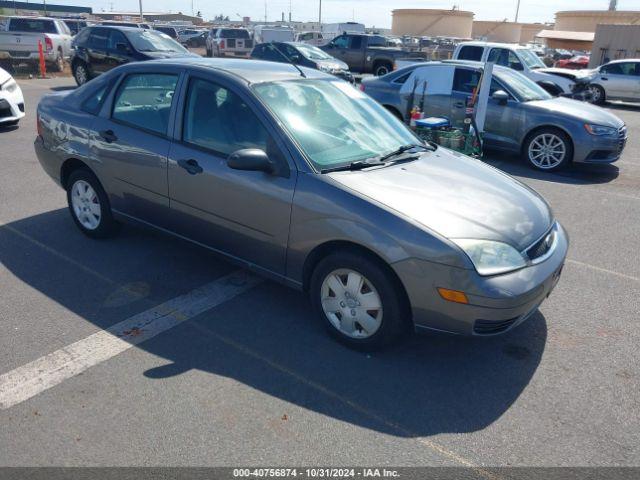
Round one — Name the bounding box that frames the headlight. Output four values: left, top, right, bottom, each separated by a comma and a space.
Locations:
1, 79, 17, 93
584, 124, 617, 136
451, 239, 527, 276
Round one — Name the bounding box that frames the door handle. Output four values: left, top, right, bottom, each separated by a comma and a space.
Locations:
99, 129, 117, 143
453, 101, 465, 108
177, 159, 203, 175
601, 77, 608, 81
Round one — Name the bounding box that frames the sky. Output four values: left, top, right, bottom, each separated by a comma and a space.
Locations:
52, 0, 640, 27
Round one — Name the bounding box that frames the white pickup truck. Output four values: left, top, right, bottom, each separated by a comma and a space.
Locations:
0, 17, 73, 72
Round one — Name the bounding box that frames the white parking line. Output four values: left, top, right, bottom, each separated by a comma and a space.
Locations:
0, 271, 261, 410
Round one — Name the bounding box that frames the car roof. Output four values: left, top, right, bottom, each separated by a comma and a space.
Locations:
606, 58, 640, 64
90, 25, 146, 32
458, 41, 523, 48
145, 57, 329, 84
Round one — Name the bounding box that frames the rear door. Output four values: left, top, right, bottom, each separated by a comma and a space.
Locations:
90, 69, 181, 227
167, 74, 296, 274
85, 28, 110, 74
105, 29, 133, 71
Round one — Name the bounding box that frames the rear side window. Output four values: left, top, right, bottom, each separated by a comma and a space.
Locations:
488, 48, 523, 70
112, 73, 179, 135
81, 83, 110, 115
457, 46, 483, 61
392, 71, 413, 84
88, 30, 109, 49
9, 18, 57, 33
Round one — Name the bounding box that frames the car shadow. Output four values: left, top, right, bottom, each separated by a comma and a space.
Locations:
604, 102, 640, 112
0, 124, 19, 133
49, 86, 76, 92
0, 209, 547, 437
483, 149, 620, 185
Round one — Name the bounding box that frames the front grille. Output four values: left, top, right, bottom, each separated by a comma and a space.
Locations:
618, 126, 627, 154
474, 317, 519, 335
227, 38, 236, 48
525, 226, 556, 262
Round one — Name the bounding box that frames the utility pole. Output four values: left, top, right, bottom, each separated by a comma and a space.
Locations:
264, 0, 267, 23
514, 0, 521, 22
318, 0, 322, 31
139, 0, 143, 21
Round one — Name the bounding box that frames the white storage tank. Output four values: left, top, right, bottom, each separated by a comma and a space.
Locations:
392, 9, 473, 38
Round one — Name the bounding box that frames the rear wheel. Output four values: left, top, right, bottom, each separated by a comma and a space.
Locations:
66, 169, 118, 238
50, 51, 64, 72
310, 251, 408, 350
590, 84, 606, 105
205, 46, 212, 57
73, 61, 89, 86
524, 128, 572, 171
373, 62, 392, 77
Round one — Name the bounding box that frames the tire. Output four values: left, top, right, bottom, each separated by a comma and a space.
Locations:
373, 62, 392, 77
1, 119, 18, 127
73, 61, 89, 86
205, 46, 212, 57
50, 52, 64, 72
309, 251, 409, 350
66, 169, 118, 239
523, 128, 572, 172
590, 84, 606, 105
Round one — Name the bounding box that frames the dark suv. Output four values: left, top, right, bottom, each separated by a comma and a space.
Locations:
70, 26, 195, 85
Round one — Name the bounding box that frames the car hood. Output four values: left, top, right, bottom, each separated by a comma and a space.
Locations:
527, 96, 624, 127
537, 67, 595, 83
328, 150, 553, 250
316, 58, 349, 71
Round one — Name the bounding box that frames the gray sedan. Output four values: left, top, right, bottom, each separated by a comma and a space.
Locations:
361, 61, 627, 171
34, 58, 567, 349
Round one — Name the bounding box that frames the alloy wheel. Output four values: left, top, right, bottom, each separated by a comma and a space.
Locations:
528, 133, 566, 169
320, 269, 383, 339
71, 180, 101, 230
75, 65, 87, 85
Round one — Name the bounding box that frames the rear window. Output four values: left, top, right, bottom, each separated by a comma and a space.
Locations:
9, 18, 57, 34
457, 45, 483, 61
220, 29, 250, 39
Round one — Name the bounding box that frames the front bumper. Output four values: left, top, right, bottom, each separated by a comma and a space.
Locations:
392, 222, 569, 336
574, 125, 627, 164
0, 84, 25, 124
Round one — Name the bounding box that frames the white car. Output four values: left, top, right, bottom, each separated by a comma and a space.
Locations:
453, 41, 595, 99
0, 67, 25, 126
589, 59, 640, 105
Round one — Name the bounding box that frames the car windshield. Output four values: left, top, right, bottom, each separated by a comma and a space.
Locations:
253, 80, 421, 171
125, 30, 187, 52
517, 48, 546, 69
496, 68, 552, 102
295, 43, 333, 60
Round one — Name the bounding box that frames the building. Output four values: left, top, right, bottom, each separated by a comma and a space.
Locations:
519, 23, 550, 43
0, 0, 91, 17
392, 8, 473, 38
535, 29, 595, 50
555, 10, 640, 33
589, 24, 640, 67
96, 11, 203, 25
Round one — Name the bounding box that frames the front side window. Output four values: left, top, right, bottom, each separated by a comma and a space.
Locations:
88, 29, 108, 49
112, 73, 178, 135
108, 30, 128, 50
332, 36, 349, 49
253, 79, 419, 170
183, 78, 279, 159
125, 30, 187, 53
488, 48, 523, 71
350, 36, 363, 49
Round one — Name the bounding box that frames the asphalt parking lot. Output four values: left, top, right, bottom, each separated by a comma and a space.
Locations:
0, 76, 639, 468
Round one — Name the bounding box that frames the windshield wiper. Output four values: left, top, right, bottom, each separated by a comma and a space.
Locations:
377, 143, 432, 163
320, 160, 387, 173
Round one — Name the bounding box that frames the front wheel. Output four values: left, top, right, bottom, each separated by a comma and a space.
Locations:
523, 128, 572, 171
590, 84, 606, 105
66, 169, 118, 238
310, 251, 409, 350
73, 62, 89, 86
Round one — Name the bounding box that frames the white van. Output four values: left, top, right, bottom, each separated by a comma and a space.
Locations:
453, 41, 594, 99
295, 31, 325, 46
322, 22, 365, 40
253, 25, 295, 44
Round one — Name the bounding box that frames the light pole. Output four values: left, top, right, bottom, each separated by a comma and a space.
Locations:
318, 0, 322, 31
514, 0, 521, 22
139, 0, 144, 22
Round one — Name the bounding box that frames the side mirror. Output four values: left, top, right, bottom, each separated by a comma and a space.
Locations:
116, 42, 130, 53
290, 54, 301, 64
227, 149, 274, 174
511, 63, 524, 71
492, 90, 509, 105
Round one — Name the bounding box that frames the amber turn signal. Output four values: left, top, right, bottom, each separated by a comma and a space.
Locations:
437, 288, 469, 304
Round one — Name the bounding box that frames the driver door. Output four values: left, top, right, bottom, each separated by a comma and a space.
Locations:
167, 75, 297, 275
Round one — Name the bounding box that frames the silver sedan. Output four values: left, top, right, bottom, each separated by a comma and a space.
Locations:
34, 58, 567, 350
589, 59, 640, 105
